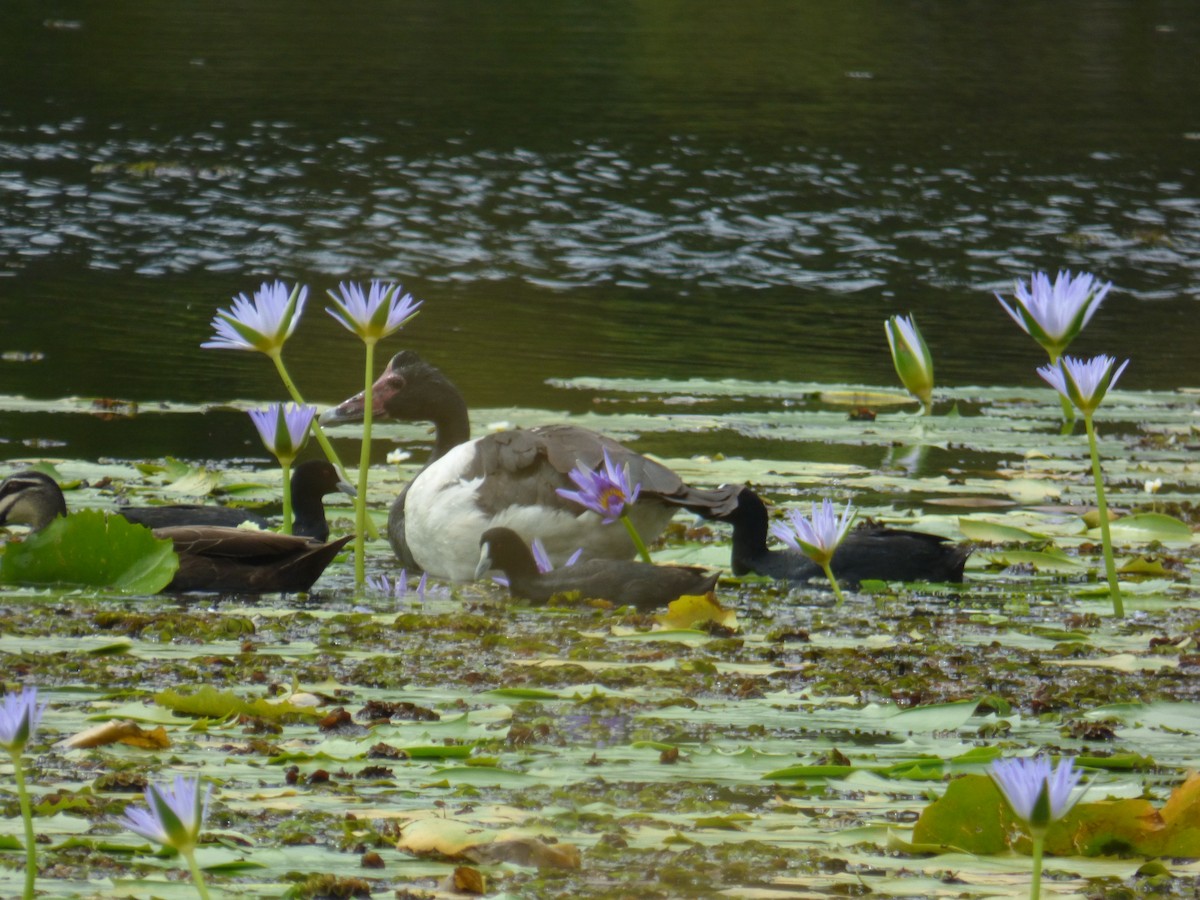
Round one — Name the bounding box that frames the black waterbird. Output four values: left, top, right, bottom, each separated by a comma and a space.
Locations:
718, 487, 970, 587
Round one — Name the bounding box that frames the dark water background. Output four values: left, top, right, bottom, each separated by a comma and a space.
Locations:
1, 0, 1198, 462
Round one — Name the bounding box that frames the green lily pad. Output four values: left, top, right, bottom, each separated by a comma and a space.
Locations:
0, 510, 178, 593
1101, 513, 1193, 543
982, 548, 1086, 573
957, 518, 1046, 542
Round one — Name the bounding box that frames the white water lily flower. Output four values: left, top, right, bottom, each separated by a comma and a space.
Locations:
996, 270, 1111, 358
326, 280, 422, 343
1036, 354, 1129, 417
202, 281, 307, 354
990, 755, 1083, 830
770, 499, 855, 568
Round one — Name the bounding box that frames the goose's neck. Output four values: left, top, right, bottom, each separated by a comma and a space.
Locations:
427, 386, 472, 462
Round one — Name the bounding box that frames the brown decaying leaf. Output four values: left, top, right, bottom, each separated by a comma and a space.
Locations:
464, 838, 581, 869
444, 866, 486, 893
61, 719, 170, 750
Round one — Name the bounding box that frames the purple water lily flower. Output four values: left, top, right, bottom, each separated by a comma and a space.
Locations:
367, 570, 429, 601
991, 755, 1083, 830
202, 281, 307, 354
770, 499, 855, 603
326, 280, 422, 343
1036, 354, 1129, 417
0, 687, 46, 754
248, 403, 317, 464
556, 449, 642, 524
118, 776, 210, 854
770, 499, 855, 568
996, 270, 1111, 358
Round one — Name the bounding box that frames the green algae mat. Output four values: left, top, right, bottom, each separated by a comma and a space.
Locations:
1, 378, 1199, 898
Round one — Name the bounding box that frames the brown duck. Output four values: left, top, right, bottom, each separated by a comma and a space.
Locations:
0, 470, 350, 594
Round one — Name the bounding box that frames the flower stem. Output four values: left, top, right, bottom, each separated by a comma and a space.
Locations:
354, 340, 377, 590
1084, 413, 1123, 617
1029, 831, 1045, 900
821, 562, 846, 606
269, 351, 345, 475
279, 459, 293, 534
620, 514, 653, 564
1056, 394, 1076, 432
182, 847, 213, 900
268, 350, 379, 541
11, 750, 36, 900
1047, 351, 1076, 431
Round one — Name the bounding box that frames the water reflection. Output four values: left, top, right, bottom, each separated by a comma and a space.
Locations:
1, 0, 1197, 465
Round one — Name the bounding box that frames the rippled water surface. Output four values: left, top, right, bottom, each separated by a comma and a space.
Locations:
1, 0, 1198, 460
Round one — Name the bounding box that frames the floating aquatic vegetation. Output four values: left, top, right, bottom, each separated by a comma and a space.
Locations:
0, 371, 1196, 897
0, 509, 179, 592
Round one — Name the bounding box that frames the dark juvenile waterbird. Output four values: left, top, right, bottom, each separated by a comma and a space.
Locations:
718, 487, 970, 587
477, 526, 719, 612
0, 470, 351, 593
320, 350, 741, 581
116, 459, 355, 542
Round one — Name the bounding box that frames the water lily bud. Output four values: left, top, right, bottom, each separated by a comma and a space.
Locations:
885, 314, 935, 413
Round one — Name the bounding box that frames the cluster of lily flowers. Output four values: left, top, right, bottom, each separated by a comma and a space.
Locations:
885, 268, 1126, 616
2, 686, 213, 899
365, 568, 430, 601
203, 279, 422, 590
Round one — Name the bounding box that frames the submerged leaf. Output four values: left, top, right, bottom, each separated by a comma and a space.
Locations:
0, 510, 178, 593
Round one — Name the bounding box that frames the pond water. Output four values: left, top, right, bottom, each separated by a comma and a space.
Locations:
1, 0, 1198, 463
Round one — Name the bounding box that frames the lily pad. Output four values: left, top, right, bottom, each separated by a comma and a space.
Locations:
1100, 513, 1193, 543
0, 510, 178, 592
957, 518, 1046, 542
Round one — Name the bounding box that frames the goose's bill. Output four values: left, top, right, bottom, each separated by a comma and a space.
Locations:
474, 544, 494, 581
319, 367, 396, 426
336, 480, 357, 499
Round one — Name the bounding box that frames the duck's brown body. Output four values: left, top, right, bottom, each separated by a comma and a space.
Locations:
0, 470, 350, 594
478, 526, 719, 612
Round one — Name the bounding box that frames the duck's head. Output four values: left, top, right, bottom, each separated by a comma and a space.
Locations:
291, 459, 356, 500
320, 350, 454, 427
0, 471, 67, 531
475, 527, 538, 581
